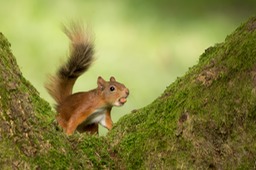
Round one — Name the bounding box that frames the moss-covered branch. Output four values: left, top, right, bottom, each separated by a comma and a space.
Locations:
1, 17, 256, 169
0, 33, 113, 169
108, 17, 256, 169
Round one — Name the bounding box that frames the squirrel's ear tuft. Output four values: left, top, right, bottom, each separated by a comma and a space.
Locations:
110, 76, 116, 82
97, 76, 105, 90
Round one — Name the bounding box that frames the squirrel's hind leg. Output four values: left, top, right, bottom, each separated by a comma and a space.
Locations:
56, 114, 68, 131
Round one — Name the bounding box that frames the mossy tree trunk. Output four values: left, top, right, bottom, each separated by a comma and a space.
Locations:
1, 17, 256, 169
0, 34, 114, 169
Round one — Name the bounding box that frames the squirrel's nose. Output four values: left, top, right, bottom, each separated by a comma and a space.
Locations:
125, 88, 130, 96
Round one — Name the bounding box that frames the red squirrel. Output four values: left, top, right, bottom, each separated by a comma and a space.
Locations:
45, 24, 129, 135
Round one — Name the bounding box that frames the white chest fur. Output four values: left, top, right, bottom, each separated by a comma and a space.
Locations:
84, 108, 107, 127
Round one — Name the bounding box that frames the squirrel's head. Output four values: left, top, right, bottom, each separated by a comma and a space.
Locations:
97, 76, 129, 107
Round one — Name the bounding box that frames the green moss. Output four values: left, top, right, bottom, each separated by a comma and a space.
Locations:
1, 17, 256, 169
108, 17, 256, 169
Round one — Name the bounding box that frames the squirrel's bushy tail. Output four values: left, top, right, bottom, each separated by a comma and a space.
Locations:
45, 23, 94, 105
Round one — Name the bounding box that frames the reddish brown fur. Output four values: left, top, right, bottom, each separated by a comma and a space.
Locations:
45, 23, 129, 135
56, 77, 129, 135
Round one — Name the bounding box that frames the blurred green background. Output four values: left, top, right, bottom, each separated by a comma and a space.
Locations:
1, 0, 255, 135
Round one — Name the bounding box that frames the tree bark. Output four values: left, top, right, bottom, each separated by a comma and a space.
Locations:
1, 17, 256, 169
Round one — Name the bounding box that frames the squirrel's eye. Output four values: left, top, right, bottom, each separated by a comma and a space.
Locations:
110, 86, 115, 91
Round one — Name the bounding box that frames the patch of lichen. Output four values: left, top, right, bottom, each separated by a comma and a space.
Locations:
108, 17, 256, 169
